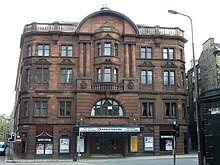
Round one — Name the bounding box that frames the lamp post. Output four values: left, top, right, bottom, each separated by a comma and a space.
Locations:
168, 10, 202, 165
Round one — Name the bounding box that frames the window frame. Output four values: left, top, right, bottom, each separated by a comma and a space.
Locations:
141, 70, 153, 84
36, 68, 49, 83
60, 68, 73, 83
37, 44, 50, 57
34, 101, 48, 117
163, 70, 175, 85
163, 48, 174, 60
142, 102, 155, 118
164, 102, 177, 118
61, 45, 73, 57
59, 101, 72, 117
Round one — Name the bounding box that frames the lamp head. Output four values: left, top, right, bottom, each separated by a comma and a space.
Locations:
168, 10, 179, 14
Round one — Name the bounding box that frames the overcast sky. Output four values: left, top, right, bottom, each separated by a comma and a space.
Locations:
0, 0, 219, 116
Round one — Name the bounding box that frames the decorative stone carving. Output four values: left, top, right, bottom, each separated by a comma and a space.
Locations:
80, 80, 87, 89
127, 81, 134, 90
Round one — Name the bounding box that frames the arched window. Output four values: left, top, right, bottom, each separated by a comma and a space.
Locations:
91, 99, 123, 117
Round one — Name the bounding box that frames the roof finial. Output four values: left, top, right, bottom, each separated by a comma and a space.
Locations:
100, 4, 110, 11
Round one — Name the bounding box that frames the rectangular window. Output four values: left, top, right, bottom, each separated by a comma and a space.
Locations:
164, 71, 175, 85
147, 47, 152, 59
104, 43, 111, 56
34, 101, 48, 117
141, 47, 146, 58
97, 68, 101, 82
104, 68, 111, 82
25, 69, 30, 83
37, 44, 50, 56
141, 70, 153, 84
59, 101, 71, 117
114, 43, 118, 56
163, 48, 174, 59
23, 101, 28, 117
164, 102, 176, 117
97, 43, 102, 56
142, 102, 154, 117
36, 68, 49, 83
28, 45, 32, 57
61, 45, 73, 57
60, 68, 72, 83
113, 68, 118, 82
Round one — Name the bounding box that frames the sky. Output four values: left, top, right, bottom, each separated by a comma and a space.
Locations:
0, 0, 219, 116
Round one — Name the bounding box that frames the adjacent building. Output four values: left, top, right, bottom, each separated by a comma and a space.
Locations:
13, 7, 188, 159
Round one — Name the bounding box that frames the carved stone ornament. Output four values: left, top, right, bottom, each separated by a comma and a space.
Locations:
80, 80, 87, 89
127, 81, 134, 89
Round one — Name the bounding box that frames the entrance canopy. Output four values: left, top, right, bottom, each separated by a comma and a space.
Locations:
74, 126, 143, 133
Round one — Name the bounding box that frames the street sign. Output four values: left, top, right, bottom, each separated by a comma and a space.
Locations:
16, 138, 22, 143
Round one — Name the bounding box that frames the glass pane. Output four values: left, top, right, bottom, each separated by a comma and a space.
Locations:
141, 47, 146, 58
67, 46, 73, 57
60, 101, 65, 116
104, 68, 111, 82
141, 71, 146, 84
43, 69, 49, 83
163, 48, 168, 59
147, 71, 153, 84
169, 48, 174, 59
67, 69, 72, 82
164, 71, 169, 85
104, 43, 111, 55
147, 48, 152, 59
37, 69, 42, 82
38, 45, 43, 56
61, 46, 66, 56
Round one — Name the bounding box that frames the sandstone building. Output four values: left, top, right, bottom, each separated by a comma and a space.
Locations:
13, 7, 188, 158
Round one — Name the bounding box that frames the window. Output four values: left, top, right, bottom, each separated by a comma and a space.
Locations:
25, 69, 30, 83
37, 44, 50, 56
23, 101, 28, 117
142, 102, 154, 117
164, 102, 176, 117
141, 47, 152, 59
61, 45, 73, 57
141, 70, 153, 84
97, 68, 118, 82
104, 68, 111, 82
164, 71, 175, 85
36, 68, 49, 83
34, 101, 48, 117
59, 101, 71, 117
60, 68, 72, 83
104, 43, 111, 55
114, 43, 118, 56
28, 45, 32, 57
97, 43, 102, 56
91, 99, 123, 117
163, 48, 174, 59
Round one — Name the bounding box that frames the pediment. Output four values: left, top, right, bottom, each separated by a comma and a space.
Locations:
161, 61, 177, 68
139, 61, 155, 67
58, 59, 74, 65
35, 58, 51, 65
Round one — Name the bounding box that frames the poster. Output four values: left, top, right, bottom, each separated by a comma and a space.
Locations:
165, 140, 173, 151
36, 144, 44, 154
144, 136, 154, 151
77, 136, 84, 152
130, 136, 138, 152
60, 138, 69, 153
45, 144, 53, 154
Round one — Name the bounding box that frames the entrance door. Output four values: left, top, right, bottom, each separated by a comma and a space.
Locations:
91, 135, 123, 155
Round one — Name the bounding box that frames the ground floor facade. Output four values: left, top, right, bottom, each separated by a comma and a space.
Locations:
14, 124, 188, 159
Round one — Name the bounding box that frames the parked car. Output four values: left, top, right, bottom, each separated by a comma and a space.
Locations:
0, 142, 6, 156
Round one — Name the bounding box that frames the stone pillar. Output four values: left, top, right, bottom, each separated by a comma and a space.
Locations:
124, 44, 130, 78
79, 42, 84, 77
131, 44, 136, 78
85, 43, 91, 77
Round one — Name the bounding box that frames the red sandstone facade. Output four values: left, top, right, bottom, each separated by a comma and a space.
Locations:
13, 8, 188, 159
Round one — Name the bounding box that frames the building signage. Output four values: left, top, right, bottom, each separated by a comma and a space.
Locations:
209, 107, 220, 114
79, 127, 140, 133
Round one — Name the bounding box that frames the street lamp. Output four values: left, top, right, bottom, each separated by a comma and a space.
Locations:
168, 10, 202, 165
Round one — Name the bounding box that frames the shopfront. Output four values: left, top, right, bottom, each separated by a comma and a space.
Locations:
75, 126, 143, 156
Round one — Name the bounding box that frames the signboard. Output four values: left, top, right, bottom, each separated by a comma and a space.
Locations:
59, 138, 70, 154
130, 136, 138, 152
16, 138, 22, 143
165, 140, 173, 151
209, 107, 220, 115
79, 127, 141, 133
77, 136, 84, 152
144, 136, 154, 151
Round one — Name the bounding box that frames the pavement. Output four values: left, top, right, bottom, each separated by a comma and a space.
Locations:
2, 150, 198, 164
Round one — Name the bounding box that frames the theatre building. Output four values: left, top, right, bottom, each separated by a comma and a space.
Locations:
13, 7, 188, 159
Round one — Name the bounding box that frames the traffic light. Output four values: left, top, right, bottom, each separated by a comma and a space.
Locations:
8, 133, 16, 142
173, 123, 180, 137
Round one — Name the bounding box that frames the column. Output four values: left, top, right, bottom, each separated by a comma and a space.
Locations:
85, 43, 91, 77
79, 42, 84, 77
124, 44, 130, 78
131, 44, 136, 78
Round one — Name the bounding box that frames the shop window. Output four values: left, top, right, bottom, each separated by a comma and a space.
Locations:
160, 131, 174, 151
91, 99, 123, 117
36, 131, 53, 155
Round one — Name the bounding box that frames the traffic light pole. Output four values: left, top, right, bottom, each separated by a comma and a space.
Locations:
173, 134, 176, 165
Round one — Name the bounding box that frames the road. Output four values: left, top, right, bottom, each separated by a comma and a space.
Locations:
0, 155, 198, 165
